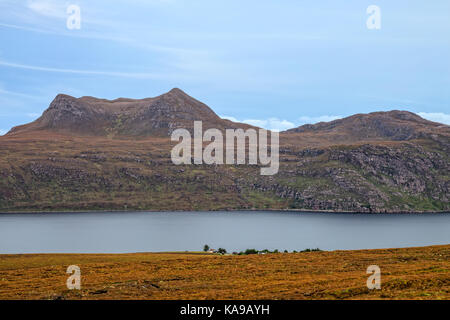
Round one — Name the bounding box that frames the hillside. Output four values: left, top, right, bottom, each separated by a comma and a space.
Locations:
0, 89, 449, 213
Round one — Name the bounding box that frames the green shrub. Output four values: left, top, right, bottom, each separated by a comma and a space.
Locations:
244, 249, 258, 255
300, 248, 322, 252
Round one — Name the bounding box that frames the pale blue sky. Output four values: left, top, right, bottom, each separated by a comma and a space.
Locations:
0, 0, 449, 133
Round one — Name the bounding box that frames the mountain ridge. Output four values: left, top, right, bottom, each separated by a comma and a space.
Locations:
6, 89, 449, 146
284, 110, 449, 143
6, 88, 253, 138
0, 89, 448, 213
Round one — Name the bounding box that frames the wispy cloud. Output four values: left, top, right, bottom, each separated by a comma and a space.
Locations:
26, 112, 41, 118
0, 59, 185, 80
27, 0, 67, 19
416, 112, 450, 125
221, 114, 346, 132
11, 0, 117, 29
0, 87, 44, 100
242, 118, 295, 132
221, 115, 295, 132
297, 115, 343, 125
0, 21, 55, 33
0, 22, 206, 58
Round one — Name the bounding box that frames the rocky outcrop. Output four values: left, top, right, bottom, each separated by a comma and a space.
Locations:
249, 142, 449, 212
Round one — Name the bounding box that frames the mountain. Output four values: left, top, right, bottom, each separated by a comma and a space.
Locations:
282, 110, 450, 147
0, 89, 448, 213
7, 88, 251, 137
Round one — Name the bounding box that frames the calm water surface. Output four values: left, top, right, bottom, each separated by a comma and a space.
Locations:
0, 211, 449, 253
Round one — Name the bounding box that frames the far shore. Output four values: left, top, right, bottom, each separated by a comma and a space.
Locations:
0, 208, 449, 214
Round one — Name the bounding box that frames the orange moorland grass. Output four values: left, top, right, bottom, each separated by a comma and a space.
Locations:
0, 245, 448, 300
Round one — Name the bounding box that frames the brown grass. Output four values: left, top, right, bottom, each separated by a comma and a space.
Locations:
0, 245, 448, 300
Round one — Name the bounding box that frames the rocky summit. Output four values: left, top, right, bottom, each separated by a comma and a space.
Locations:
7, 88, 250, 137
0, 89, 449, 213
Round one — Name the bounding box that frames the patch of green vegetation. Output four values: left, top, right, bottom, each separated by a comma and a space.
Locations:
235, 248, 322, 255
242, 189, 287, 209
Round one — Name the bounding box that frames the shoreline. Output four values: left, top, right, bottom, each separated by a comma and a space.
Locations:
2, 243, 450, 256
0, 208, 449, 214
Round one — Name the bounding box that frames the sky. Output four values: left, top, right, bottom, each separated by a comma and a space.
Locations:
0, 0, 449, 134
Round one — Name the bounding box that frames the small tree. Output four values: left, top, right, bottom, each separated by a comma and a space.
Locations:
244, 249, 258, 255
217, 248, 227, 254
203, 244, 210, 252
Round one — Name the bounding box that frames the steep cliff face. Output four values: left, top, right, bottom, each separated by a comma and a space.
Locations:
0, 90, 449, 213
250, 143, 449, 212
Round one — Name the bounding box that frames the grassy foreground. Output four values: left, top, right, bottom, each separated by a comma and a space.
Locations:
0, 245, 448, 300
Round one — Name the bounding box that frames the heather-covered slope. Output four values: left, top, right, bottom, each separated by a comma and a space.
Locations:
1, 245, 448, 300
0, 89, 448, 213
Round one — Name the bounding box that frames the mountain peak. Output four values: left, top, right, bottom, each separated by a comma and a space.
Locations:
166, 87, 185, 95
6, 89, 247, 137
284, 110, 448, 143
